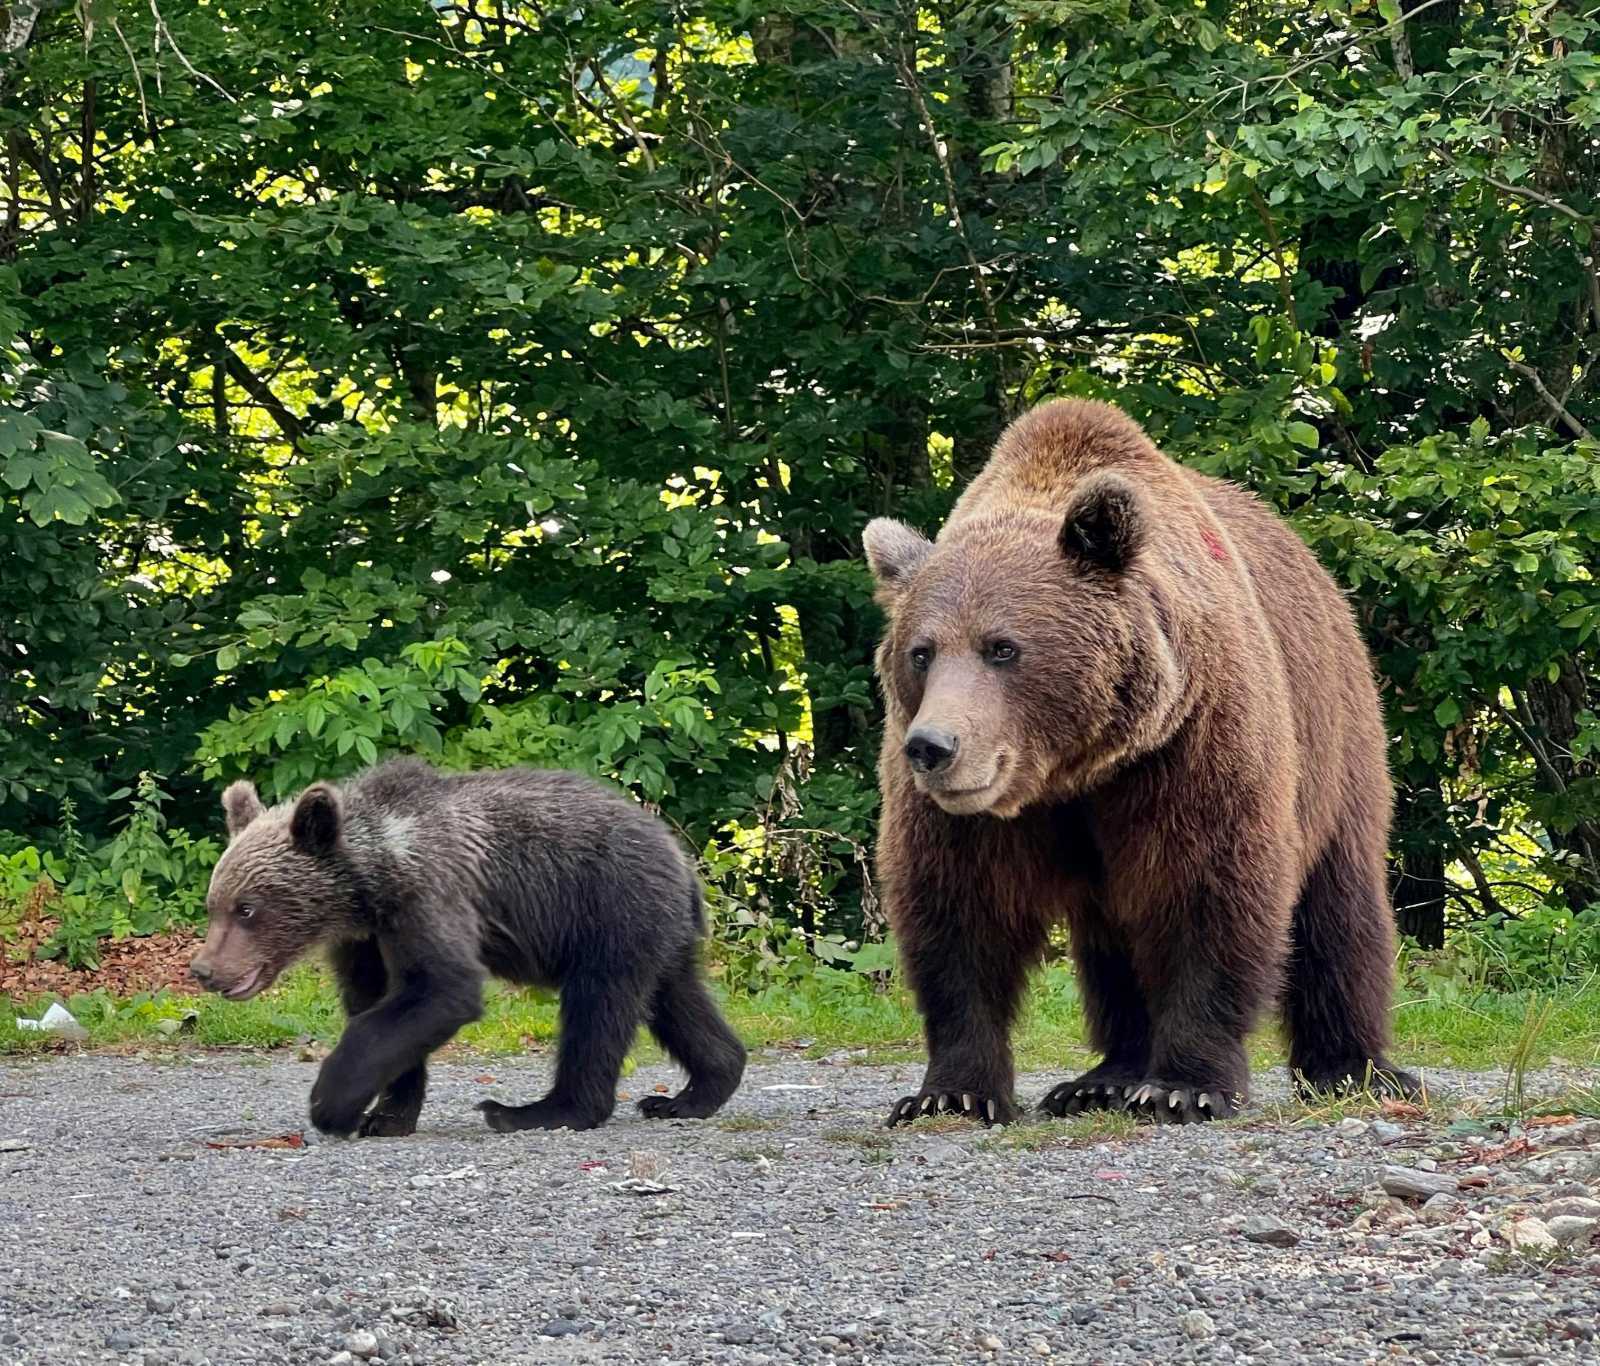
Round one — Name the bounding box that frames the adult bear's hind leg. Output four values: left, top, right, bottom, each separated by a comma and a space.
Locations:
1286, 822, 1421, 1101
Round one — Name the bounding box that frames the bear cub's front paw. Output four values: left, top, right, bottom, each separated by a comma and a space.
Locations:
309, 1055, 380, 1137
885, 1090, 1020, 1128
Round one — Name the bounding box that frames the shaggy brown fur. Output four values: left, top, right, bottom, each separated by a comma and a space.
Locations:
192, 759, 746, 1137
863, 399, 1418, 1127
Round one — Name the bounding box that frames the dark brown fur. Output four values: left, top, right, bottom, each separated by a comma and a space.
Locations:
192, 759, 746, 1136
863, 399, 1418, 1126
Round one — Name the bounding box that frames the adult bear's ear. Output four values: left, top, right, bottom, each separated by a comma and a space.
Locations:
1059, 472, 1144, 572
290, 783, 343, 857
863, 518, 933, 608
222, 780, 264, 838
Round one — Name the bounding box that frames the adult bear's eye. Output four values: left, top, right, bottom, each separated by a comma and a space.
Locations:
986, 640, 1019, 665
909, 646, 932, 673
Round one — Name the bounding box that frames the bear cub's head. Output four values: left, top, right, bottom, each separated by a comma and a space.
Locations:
189, 779, 356, 1000
864, 471, 1186, 819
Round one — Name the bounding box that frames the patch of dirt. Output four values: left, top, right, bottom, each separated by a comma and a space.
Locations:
1, 928, 204, 1002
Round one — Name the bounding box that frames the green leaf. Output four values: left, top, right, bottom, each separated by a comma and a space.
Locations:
216, 645, 240, 671
1433, 699, 1462, 727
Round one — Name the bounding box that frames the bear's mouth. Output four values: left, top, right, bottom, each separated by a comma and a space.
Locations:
222, 964, 271, 1000
921, 754, 1011, 814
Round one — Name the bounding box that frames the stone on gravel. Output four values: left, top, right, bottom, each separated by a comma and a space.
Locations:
1371, 1120, 1405, 1141
1421, 1193, 1464, 1225
1181, 1310, 1216, 1341
1546, 1215, 1599, 1247
1241, 1214, 1300, 1247
1505, 1218, 1558, 1253
541, 1318, 584, 1337
343, 1330, 379, 1358
1539, 1196, 1600, 1220
1334, 1118, 1367, 1138
1380, 1165, 1459, 1201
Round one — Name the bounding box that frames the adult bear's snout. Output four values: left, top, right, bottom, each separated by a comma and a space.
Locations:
904, 726, 959, 774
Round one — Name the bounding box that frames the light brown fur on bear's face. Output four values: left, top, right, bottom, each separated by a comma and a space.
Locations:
865, 476, 1189, 819
191, 780, 356, 1000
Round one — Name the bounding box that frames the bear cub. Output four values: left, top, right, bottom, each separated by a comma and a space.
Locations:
191, 758, 747, 1136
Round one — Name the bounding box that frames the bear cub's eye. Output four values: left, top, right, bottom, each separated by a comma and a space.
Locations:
909, 646, 933, 673
986, 640, 1019, 665
237, 902, 255, 922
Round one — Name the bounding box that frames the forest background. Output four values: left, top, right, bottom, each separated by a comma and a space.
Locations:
3, 0, 1599, 1024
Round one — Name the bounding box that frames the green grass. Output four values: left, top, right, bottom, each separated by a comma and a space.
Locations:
5, 959, 1600, 1092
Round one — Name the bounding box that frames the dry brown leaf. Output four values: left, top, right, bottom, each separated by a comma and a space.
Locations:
205, 1132, 306, 1151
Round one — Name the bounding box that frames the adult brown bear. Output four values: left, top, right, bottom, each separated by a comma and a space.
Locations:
863, 399, 1419, 1126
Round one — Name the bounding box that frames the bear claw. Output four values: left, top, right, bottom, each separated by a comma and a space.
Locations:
886, 1090, 1017, 1128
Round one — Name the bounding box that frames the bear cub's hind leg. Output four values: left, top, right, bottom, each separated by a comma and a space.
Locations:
477, 971, 642, 1133
637, 948, 747, 1120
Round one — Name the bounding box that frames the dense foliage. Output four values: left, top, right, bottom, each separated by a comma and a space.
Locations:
2, 0, 1597, 972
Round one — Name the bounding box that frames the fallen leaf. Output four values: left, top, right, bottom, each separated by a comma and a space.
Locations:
579, 1160, 610, 1172
653, 1084, 669, 1094
474, 1074, 496, 1084
982, 1248, 997, 1261
1093, 1169, 1127, 1182
1527, 1114, 1577, 1128
205, 1132, 305, 1151
277, 1207, 307, 1221
1381, 1099, 1427, 1120
1477, 1136, 1535, 1164
1041, 1250, 1072, 1262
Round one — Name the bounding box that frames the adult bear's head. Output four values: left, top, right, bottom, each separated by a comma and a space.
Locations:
863, 470, 1191, 819
189, 779, 357, 999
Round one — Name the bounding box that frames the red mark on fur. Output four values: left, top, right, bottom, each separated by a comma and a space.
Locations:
1200, 529, 1228, 562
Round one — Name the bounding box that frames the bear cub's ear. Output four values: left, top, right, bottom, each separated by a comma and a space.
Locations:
290, 783, 343, 857
1059, 472, 1145, 572
222, 780, 264, 837
863, 518, 934, 606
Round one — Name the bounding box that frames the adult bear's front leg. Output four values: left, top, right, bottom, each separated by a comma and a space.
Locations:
1115, 886, 1285, 1125
885, 916, 1036, 1129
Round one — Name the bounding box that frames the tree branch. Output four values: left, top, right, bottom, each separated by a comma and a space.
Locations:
222, 349, 304, 444
1507, 357, 1594, 440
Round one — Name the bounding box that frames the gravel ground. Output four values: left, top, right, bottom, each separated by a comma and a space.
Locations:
2, 1049, 1598, 1366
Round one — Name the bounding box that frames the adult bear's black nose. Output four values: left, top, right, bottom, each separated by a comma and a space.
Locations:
905, 727, 959, 774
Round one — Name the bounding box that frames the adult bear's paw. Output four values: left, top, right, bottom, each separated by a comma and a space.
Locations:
309, 1050, 382, 1137
1037, 1066, 1145, 1118
1120, 1079, 1242, 1124
1293, 1057, 1422, 1103
885, 1090, 1020, 1129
